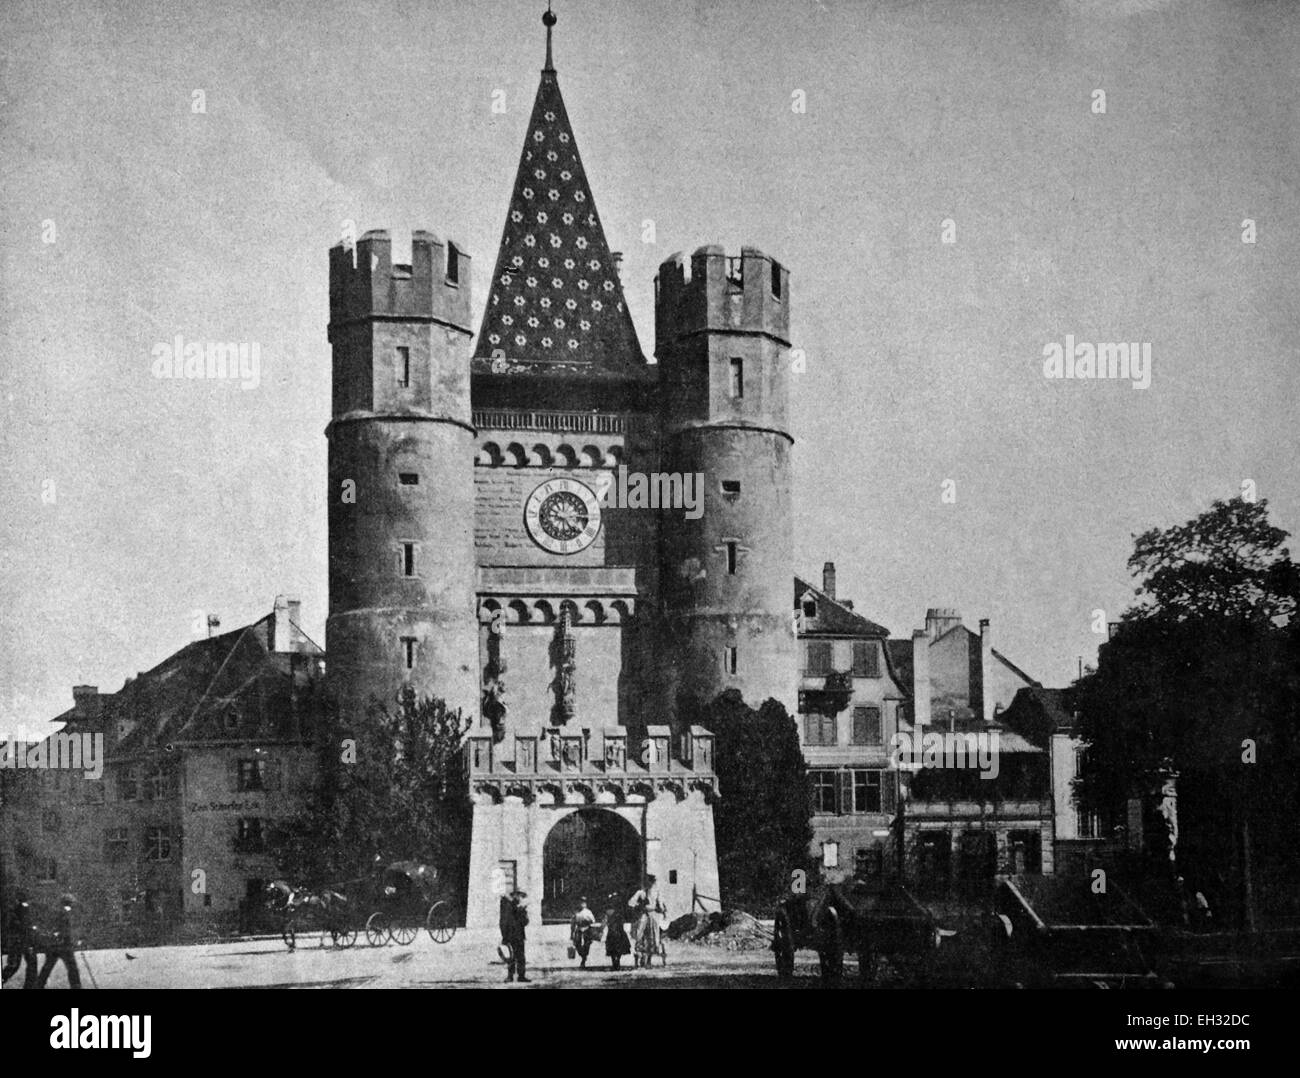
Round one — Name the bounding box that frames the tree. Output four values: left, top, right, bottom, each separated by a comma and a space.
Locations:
269, 688, 471, 907
1075, 497, 1300, 926
683, 689, 813, 911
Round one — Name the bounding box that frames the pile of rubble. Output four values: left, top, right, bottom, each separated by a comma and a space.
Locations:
665, 909, 772, 951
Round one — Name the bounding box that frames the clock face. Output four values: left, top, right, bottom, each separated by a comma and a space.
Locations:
524, 477, 602, 555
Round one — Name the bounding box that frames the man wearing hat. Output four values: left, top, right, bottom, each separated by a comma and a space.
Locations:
36, 894, 81, 989
1, 891, 39, 989
500, 889, 529, 983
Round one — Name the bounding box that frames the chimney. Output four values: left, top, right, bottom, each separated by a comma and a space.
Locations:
979, 618, 995, 724
911, 630, 930, 729
72, 685, 101, 721
925, 607, 962, 640
272, 595, 300, 653
822, 561, 836, 600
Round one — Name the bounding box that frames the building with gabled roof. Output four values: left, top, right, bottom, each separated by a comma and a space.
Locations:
1, 597, 324, 944
794, 563, 909, 880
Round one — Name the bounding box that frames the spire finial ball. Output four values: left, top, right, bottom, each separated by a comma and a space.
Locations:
543, 10, 557, 27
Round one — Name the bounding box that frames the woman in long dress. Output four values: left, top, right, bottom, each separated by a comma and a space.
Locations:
603, 897, 631, 970
628, 875, 666, 968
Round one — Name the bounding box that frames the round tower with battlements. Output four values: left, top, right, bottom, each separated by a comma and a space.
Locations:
326, 229, 479, 723
655, 245, 797, 712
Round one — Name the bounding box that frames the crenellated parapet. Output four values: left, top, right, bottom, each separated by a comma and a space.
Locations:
654, 245, 790, 352
329, 229, 472, 335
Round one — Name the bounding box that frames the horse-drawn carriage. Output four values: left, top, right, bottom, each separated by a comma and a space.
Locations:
362, 861, 456, 947
772, 878, 945, 982
267, 880, 355, 950
268, 860, 457, 950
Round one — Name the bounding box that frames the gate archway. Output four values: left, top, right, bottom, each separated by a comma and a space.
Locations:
542, 808, 642, 922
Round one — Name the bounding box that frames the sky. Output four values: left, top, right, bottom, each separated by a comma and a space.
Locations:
2, 0, 1297, 735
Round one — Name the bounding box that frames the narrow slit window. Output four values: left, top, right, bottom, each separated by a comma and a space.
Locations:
446, 243, 460, 284
729, 357, 744, 399
396, 346, 411, 388
723, 645, 738, 675
401, 636, 417, 670
402, 542, 416, 577
771, 260, 783, 299
725, 541, 738, 575
399, 473, 419, 486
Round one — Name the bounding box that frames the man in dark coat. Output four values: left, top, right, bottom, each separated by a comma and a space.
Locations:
1, 892, 39, 989
36, 894, 81, 989
500, 890, 529, 982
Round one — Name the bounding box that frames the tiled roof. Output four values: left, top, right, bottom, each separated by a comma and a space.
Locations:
885, 639, 914, 696
472, 42, 647, 380
55, 616, 323, 758
1000, 686, 1076, 747
794, 577, 890, 638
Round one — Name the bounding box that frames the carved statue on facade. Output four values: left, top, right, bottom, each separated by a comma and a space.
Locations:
550, 605, 577, 724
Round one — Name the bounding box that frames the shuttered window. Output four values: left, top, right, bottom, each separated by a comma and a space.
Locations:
803, 712, 837, 746
805, 641, 833, 675
851, 706, 882, 746
852, 640, 880, 677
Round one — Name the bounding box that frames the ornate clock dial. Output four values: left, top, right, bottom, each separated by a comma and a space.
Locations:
524, 477, 601, 555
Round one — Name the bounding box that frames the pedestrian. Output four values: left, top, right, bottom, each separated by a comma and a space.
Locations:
1, 891, 39, 989
1193, 888, 1213, 932
570, 897, 596, 968
603, 895, 631, 970
501, 889, 529, 983
36, 894, 82, 990
628, 874, 667, 968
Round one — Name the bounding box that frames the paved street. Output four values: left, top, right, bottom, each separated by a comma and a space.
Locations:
4, 924, 827, 989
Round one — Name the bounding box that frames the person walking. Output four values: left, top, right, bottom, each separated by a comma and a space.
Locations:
501, 890, 529, 983
628, 875, 666, 968
1, 892, 39, 989
570, 897, 596, 969
603, 895, 631, 970
36, 894, 82, 990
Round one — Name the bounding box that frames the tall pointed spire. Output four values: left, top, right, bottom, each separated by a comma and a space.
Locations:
473, 7, 647, 380
543, 3, 556, 72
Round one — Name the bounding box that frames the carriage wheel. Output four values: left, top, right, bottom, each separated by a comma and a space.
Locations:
336, 923, 358, 949
426, 901, 456, 944
281, 918, 297, 951
365, 912, 390, 947
391, 921, 418, 946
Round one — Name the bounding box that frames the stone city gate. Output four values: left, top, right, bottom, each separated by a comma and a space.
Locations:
541, 807, 642, 921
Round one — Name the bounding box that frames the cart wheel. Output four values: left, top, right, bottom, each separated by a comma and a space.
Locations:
426, 901, 456, 944
365, 912, 390, 947
336, 923, 358, 949
391, 922, 418, 946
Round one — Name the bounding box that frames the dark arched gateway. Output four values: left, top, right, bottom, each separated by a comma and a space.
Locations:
542, 808, 642, 923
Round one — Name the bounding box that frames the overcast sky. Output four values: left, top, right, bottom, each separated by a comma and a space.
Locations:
2, 0, 1297, 735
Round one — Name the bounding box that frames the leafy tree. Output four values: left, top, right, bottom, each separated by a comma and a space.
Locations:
1075, 497, 1300, 925
269, 688, 471, 906
683, 689, 813, 911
